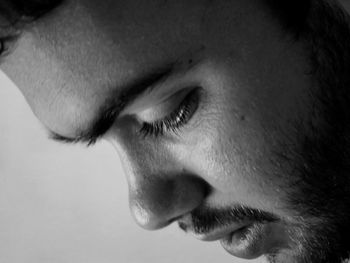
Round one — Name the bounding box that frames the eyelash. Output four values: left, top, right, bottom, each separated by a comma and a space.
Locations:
138, 88, 200, 138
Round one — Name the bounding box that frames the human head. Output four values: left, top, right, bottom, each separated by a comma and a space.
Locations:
2, 0, 350, 262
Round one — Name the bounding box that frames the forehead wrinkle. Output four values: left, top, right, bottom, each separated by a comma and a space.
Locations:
30, 0, 119, 75
28, 3, 133, 107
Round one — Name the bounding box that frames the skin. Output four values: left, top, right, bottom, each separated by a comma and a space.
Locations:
2, 0, 350, 262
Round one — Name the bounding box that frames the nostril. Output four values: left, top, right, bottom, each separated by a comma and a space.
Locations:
128, 175, 211, 230
199, 176, 212, 197
130, 199, 179, 230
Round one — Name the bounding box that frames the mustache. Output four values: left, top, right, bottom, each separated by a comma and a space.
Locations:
178, 204, 278, 235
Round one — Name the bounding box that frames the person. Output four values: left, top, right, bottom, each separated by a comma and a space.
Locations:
2, 0, 350, 262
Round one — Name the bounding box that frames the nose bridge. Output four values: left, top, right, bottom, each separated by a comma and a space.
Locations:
115, 140, 208, 230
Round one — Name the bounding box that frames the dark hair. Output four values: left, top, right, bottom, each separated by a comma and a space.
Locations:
264, 0, 311, 37
0, 0, 63, 24
0, 0, 313, 56
0, 0, 63, 54
0, 0, 312, 31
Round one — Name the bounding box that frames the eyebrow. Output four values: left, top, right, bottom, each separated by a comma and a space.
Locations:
49, 63, 175, 146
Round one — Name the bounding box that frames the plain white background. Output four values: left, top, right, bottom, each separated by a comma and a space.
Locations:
0, 71, 263, 263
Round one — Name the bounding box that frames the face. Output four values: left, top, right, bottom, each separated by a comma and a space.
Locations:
3, 0, 350, 262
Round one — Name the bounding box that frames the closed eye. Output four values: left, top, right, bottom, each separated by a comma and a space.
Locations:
138, 87, 200, 138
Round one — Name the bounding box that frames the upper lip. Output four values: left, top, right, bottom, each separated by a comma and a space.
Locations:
177, 214, 254, 242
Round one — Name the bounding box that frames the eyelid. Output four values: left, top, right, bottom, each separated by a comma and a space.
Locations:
137, 88, 192, 123
120, 67, 200, 118
121, 81, 183, 118
138, 87, 200, 138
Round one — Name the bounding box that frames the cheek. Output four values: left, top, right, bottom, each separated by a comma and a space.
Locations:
168, 59, 311, 212
209, 98, 303, 211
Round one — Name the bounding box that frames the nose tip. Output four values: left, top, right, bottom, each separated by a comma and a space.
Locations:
128, 176, 208, 230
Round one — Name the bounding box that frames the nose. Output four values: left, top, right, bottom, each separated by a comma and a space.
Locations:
128, 172, 208, 230
110, 123, 209, 231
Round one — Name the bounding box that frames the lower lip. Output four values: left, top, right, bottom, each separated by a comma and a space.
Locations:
220, 222, 274, 259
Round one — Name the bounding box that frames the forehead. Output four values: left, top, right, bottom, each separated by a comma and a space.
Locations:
0, 0, 280, 136
0, 0, 209, 135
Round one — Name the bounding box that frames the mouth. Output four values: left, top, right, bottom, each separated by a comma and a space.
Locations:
178, 219, 288, 260
220, 222, 278, 259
